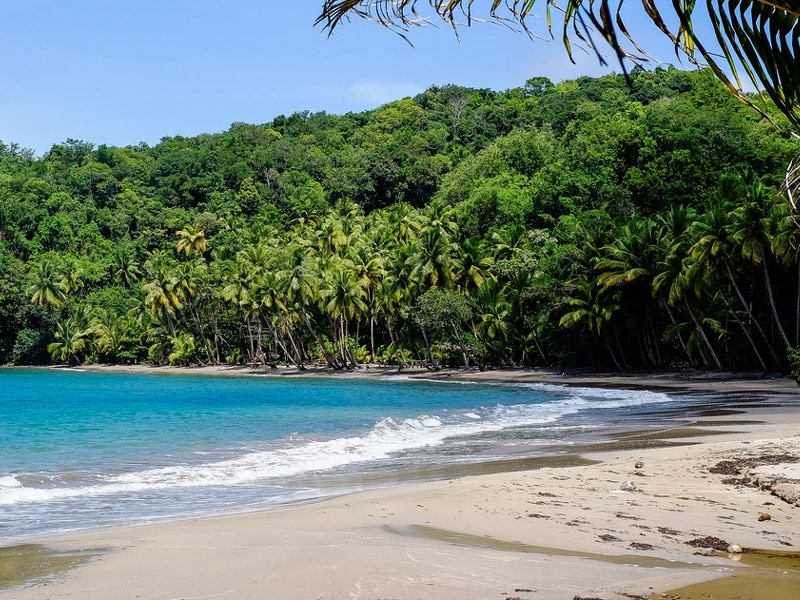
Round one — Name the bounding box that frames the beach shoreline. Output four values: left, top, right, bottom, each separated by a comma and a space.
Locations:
13, 360, 799, 393
1, 366, 798, 599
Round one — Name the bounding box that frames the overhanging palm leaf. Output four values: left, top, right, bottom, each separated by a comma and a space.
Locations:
317, 1, 800, 129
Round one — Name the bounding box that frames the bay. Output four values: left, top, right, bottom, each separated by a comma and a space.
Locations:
0, 368, 680, 543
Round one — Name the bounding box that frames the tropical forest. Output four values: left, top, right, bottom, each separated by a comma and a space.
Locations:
2, 67, 800, 375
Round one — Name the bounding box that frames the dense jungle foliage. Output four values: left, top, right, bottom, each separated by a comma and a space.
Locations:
1, 67, 799, 373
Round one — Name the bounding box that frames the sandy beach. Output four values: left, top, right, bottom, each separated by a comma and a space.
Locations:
1, 366, 798, 599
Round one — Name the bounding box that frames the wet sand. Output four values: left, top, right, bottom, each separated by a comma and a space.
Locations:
1, 367, 798, 599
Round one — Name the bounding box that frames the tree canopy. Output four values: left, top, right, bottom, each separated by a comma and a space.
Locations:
317, 1, 800, 131
2, 69, 799, 377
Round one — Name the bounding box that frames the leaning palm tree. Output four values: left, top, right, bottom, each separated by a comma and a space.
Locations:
318, 1, 800, 131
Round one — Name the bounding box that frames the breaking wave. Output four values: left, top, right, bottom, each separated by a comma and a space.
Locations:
0, 384, 672, 506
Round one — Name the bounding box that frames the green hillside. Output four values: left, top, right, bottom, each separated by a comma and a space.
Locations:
1, 66, 798, 373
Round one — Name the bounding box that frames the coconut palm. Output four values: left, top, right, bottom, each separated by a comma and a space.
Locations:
60, 257, 84, 295
26, 260, 68, 308
113, 252, 142, 287
409, 228, 455, 289
690, 190, 783, 366
772, 204, 800, 344
729, 173, 791, 348
559, 279, 625, 370
47, 318, 88, 364
175, 225, 208, 257
452, 238, 495, 296
280, 248, 340, 368
142, 266, 181, 338
319, 260, 368, 367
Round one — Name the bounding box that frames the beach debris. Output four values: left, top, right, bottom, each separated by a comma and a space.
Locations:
685, 536, 729, 551
634, 461, 644, 469
620, 480, 636, 491
615, 512, 642, 520
709, 454, 800, 475
566, 519, 588, 527
721, 476, 755, 487
727, 544, 744, 554
657, 526, 681, 536
693, 547, 717, 556
597, 533, 621, 542
629, 542, 655, 550
758, 513, 772, 521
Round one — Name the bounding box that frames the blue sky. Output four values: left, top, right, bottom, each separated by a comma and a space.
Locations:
0, 1, 703, 155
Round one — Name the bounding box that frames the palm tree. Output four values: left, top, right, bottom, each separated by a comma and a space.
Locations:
772, 205, 800, 345
346, 242, 387, 361
319, 261, 368, 367
491, 224, 527, 261
452, 238, 495, 296
60, 257, 84, 295
386, 202, 420, 246
409, 229, 455, 289
113, 252, 142, 287
279, 248, 340, 368
421, 200, 458, 239
559, 280, 624, 371
175, 225, 208, 257
47, 318, 88, 364
729, 174, 792, 348
690, 192, 783, 367
142, 264, 181, 339
595, 215, 665, 366
173, 260, 215, 363
652, 251, 724, 371
26, 260, 68, 308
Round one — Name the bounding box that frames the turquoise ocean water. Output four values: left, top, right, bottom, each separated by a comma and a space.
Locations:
0, 369, 680, 543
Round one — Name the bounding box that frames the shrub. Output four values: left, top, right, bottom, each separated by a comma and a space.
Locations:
789, 347, 800, 385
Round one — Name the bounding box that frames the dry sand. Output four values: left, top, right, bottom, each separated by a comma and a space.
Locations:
2, 366, 799, 599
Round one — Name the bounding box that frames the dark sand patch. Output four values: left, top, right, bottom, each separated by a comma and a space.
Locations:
0, 545, 104, 591
649, 549, 800, 600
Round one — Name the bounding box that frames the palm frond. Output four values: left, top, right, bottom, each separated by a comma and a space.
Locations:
317, 1, 800, 129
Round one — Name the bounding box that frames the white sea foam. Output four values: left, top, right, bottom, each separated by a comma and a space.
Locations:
0, 386, 674, 506
0, 475, 21, 488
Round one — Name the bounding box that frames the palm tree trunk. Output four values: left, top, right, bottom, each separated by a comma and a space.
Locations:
450, 324, 470, 368
600, 331, 624, 372
265, 318, 301, 369
187, 299, 214, 364
301, 307, 338, 368
282, 315, 304, 368
794, 257, 800, 347
684, 299, 722, 370
724, 258, 782, 365
720, 290, 768, 372
246, 317, 255, 362
530, 332, 548, 366
761, 259, 791, 348
369, 317, 376, 363
338, 316, 349, 367
165, 313, 177, 339
613, 328, 632, 370
419, 325, 436, 369
662, 300, 693, 365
